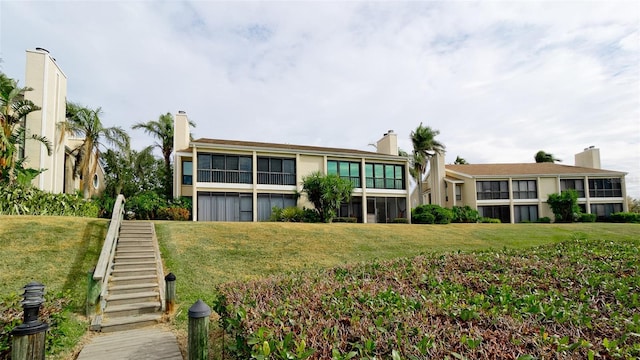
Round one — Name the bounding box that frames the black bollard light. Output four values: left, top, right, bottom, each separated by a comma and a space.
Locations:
11, 282, 49, 360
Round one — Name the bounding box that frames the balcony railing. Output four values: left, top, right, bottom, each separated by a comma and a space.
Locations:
198, 169, 252, 184
257, 172, 296, 186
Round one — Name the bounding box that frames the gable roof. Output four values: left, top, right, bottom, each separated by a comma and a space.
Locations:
190, 138, 405, 160
446, 163, 626, 177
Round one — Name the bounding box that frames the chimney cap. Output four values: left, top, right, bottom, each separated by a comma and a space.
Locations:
35, 47, 49, 53
177, 110, 186, 114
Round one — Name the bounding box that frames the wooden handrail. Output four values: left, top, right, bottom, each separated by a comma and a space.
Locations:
93, 195, 125, 283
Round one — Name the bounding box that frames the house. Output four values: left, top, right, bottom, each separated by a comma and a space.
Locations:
19, 48, 105, 196
173, 113, 411, 222
420, 147, 628, 223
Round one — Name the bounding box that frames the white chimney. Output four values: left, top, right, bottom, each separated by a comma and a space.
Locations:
575, 147, 601, 169
376, 130, 398, 156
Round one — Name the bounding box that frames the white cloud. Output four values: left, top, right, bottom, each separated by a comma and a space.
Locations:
1, 0, 638, 197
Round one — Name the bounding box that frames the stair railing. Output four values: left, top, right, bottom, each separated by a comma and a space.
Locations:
87, 194, 125, 322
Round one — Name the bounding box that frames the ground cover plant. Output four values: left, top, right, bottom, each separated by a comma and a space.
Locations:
0, 216, 107, 360
154, 222, 640, 358
214, 235, 640, 359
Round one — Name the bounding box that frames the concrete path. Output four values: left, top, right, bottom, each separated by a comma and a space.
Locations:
76, 327, 182, 360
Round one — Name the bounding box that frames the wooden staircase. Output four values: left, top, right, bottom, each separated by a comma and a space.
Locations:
93, 221, 165, 332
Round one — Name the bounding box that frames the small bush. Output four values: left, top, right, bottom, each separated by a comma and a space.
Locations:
412, 204, 453, 224
452, 205, 479, 223
333, 217, 357, 223
301, 207, 321, 223
609, 212, 640, 223
479, 217, 501, 223
0, 183, 99, 217
157, 207, 190, 221
578, 213, 596, 223
392, 217, 409, 223
125, 191, 166, 220
536, 217, 552, 223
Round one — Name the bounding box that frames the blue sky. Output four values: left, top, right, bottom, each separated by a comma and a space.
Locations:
1, 1, 639, 197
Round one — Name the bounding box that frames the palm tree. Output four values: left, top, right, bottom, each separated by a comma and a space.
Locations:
454, 156, 468, 165
534, 150, 561, 163
0, 72, 51, 184
410, 123, 445, 205
132, 113, 195, 199
63, 102, 129, 198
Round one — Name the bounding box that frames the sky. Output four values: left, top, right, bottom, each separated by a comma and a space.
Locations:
1, 1, 639, 197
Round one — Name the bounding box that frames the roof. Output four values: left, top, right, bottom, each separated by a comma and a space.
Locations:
189, 138, 405, 160
445, 163, 626, 177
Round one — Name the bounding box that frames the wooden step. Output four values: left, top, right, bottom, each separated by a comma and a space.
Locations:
114, 254, 156, 263
113, 261, 157, 271
104, 302, 161, 317
115, 249, 155, 256
116, 244, 154, 251
106, 291, 159, 306
99, 313, 163, 333
110, 274, 157, 286
109, 283, 159, 295
112, 267, 157, 277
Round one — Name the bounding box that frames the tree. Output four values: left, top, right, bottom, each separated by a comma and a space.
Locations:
535, 150, 561, 163
102, 146, 163, 198
547, 190, 580, 222
132, 112, 195, 199
302, 172, 353, 223
410, 123, 445, 205
454, 156, 468, 165
63, 102, 129, 198
627, 196, 640, 213
0, 72, 51, 184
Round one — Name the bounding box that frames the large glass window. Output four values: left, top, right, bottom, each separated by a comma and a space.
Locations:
257, 157, 296, 185
197, 153, 252, 184
478, 205, 510, 223
590, 203, 623, 220
560, 179, 586, 197
514, 205, 538, 223
337, 197, 363, 222
366, 197, 407, 223
455, 185, 462, 201
257, 193, 297, 221
197, 192, 252, 221
476, 181, 509, 200
512, 180, 537, 199
182, 161, 193, 185
365, 163, 405, 190
327, 160, 361, 187
588, 178, 622, 198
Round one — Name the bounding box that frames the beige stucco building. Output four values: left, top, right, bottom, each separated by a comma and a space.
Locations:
420, 147, 628, 223
173, 112, 411, 222
19, 48, 104, 196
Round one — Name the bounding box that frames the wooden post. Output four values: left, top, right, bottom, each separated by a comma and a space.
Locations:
11, 282, 48, 360
188, 299, 211, 360
165, 273, 176, 314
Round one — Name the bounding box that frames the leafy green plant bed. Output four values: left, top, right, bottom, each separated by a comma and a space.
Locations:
215, 236, 640, 359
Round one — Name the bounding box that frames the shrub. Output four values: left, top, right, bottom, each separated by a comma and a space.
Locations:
412, 204, 453, 224
0, 183, 99, 217
452, 205, 479, 223
392, 217, 409, 224
536, 217, 552, 223
333, 217, 357, 223
609, 212, 640, 223
301, 207, 321, 223
578, 213, 596, 223
157, 207, 190, 221
547, 190, 581, 223
270, 206, 306, 222
479, 217, 501, 223
125, 191, 167, 220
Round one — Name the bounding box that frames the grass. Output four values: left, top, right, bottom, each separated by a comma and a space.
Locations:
0, 216, 107, 360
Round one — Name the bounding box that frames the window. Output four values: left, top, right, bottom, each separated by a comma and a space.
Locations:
197, 192, 252, 221
590, 203, 623, 220
182, 161, 193, 185
478, 205, 510, 223
337, 197, 363, 222
514, 205, 538, 223
588, 178, 622, 198
327, 160, 361, 187
560, 179, 585, 197
367, 197, 407, 223
257, 193, 297, 221
476, 181, 509, 200
365, 163, 405, 190
455, 185, 462, 201
513, 180, 537, 199
197, 153, 252, 184
257, 157, 296, 185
